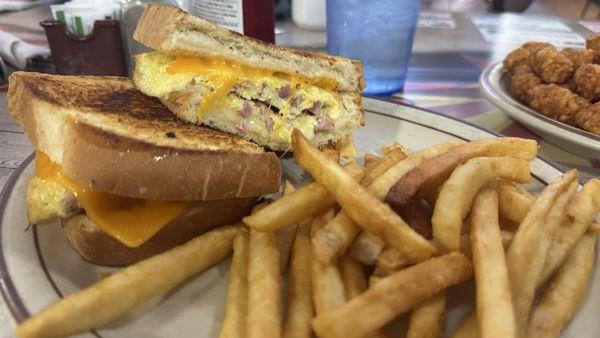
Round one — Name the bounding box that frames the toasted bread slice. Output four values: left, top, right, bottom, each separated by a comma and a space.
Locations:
63, 197, 255, 266
133, 4, 364, 93
8, 72, 281, 201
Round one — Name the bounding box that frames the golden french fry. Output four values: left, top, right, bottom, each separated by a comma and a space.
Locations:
380, 142, 409, 156
407, 291, 446, 338
247, 227, 281, 338
452, 172, 579, 337
374, 231, 514, 277
278, 182, 298, 272
506, 170, 578, 335
219, 228, 250, 338
497, 179, 536, 224
15, 226, 238, 338
351, 231, 386, 265
539, 178, 600, 285
527, 234, 597, 338
369, 275, 382, 286
293, 129, 436, 261
282, 219, 313, 338
340, 254, 367, 299
451, 314, 478, 338
312, 252, 473, 338
360, 148, 408, 187
588, 221, 600, 234
363, 153, 381, 169
312, 141, 462, 265
386, 138, 538, 210
432, 157, 531, 251
335, 134, 357, 164
311, 210, 346, 315
470, 188, 516, 338
243, 163, 363, 232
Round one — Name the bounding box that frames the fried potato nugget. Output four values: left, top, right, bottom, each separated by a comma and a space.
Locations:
529, 84, 590, 125
560, 48, 596, 68
574, 64, 600, 101
529, 46, 573, 84
511, 71, 541, 103
575, 102, 600, 135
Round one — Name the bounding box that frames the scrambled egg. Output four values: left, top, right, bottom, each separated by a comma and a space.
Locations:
134, 52, 350, 150
27, 177, 79, 224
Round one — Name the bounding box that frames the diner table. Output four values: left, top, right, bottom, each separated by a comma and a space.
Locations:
0, 4, 599, 336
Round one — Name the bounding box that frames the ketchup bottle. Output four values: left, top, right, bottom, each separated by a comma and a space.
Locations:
187, 0, 275, 43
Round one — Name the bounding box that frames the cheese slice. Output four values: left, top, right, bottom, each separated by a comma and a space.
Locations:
35, 151, 189, 248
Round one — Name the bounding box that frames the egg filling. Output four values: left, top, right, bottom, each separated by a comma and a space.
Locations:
134, 52, 357, 150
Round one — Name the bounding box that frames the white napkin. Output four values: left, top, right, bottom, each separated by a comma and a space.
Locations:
0, 30, 50, 69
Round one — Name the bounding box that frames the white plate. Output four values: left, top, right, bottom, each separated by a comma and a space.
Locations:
1, 98, 598, 338
479, 62, 600, 161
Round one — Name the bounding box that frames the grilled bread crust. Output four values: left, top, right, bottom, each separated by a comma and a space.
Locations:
133, 4, 365, 93
8, 72, 281, 201
63, 197, 255, 266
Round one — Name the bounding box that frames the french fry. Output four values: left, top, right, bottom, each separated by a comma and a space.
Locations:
246, 227, 281, 338
311, 210, 346, 315
432, 157, 531, 251
385, 138, 538, 210
451, 314, 478, 338
303, 136, 463, 263
278, 181, 298, 272
497, 179, 536, 224
243, 163, 363, 232
363, 153, 381, 169
15, 225, 238, 338
293, 129, 436, 261
506, 170, 578, 335
219, 228, 250, 338
335, 134, 357, 164
470, 188, 516, 338
527, 234, 597, 338
351, 231, 386, 265
340, 254, 367, 299
311, 252, 473, 338
538, 178, 600, 285
380, 142, 409, 156
406, 291, 446, 338
374, 231, 514, 276
282, 219, 313, 338
452, 172, 579, 337
588, 221, 600, 234
360, 148, 408, 187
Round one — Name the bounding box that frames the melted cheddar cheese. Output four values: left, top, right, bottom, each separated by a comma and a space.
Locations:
35, 151, 189, 248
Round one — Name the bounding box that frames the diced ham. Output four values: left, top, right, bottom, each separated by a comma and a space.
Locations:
235, 120, 246, 131
265, 117, 274, 131
278, 84, 291, 99
310, 101, 323, 113
292, 95, 304, 108
238, 102, 252, 117
315, 117, 333, 133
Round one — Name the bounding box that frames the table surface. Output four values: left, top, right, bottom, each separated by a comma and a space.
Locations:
0, 4, 599, 337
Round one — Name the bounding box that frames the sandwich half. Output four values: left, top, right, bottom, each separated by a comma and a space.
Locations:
8, 71, 281, 266
132, 4, 365, 151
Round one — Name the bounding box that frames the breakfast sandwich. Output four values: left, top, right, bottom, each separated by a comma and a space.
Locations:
8, 71, 281, 266
132, 4, 365, 151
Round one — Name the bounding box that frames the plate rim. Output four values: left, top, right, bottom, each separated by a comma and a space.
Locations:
0, 98, 568, 326
479, 62, 600, 146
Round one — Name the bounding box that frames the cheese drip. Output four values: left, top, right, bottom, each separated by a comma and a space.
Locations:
35, 151, 189, 247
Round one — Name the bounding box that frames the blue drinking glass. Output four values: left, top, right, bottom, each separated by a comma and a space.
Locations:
326, 0, 420, 94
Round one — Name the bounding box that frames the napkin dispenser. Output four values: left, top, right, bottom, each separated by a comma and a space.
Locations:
40, 20, 127, 76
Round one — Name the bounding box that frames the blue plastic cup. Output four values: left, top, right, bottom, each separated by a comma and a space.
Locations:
326, 0, 420, 94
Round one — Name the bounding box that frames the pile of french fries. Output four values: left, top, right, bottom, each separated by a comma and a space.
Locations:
14, 130, 600, 338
